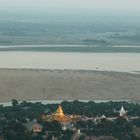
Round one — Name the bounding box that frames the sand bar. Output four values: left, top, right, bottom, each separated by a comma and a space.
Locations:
0, 69, 140, 102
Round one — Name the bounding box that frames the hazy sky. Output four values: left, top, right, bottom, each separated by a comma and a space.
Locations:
0, 0, 140, 13
0, 0, 140, 22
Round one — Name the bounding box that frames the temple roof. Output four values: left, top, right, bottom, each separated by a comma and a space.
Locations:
53, 105, 71, 122
119, 106, 127, 117
56, 105, 64, 115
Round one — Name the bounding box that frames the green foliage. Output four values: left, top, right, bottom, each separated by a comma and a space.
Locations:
12, 99, 19, 106
1, 100, 140, 139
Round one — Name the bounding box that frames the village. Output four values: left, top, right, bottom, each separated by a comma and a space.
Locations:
0, 100, 140, 140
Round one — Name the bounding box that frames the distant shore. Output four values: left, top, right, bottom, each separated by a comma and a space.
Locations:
0, 45, 140, 53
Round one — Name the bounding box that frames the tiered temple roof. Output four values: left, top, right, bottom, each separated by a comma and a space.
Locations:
119, 106, 127, 117
52, 105, 71, 123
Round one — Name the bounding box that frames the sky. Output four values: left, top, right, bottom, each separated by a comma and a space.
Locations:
0, 0, 140, 22
0, 0, 140, 13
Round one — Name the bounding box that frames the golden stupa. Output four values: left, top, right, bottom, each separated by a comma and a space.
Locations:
52, 105, 71, 123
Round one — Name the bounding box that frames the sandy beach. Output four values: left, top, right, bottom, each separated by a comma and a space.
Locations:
0, 69, 140, 102
0, 52, 140, 102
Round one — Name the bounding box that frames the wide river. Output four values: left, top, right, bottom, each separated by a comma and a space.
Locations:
0, 52, 140, 73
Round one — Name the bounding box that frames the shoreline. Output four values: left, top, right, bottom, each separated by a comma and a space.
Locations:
1, 45, 140, 53
0, 44, 140, 48
0, 67, 139, 75
0, 99, 131, 107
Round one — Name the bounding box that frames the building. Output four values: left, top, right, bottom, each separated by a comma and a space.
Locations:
52, 105, 71, 123
23, 119, 42, 133
43, 105, 80, 131
119, 106, 127, 117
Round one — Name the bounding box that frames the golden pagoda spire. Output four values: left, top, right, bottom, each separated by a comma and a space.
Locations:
55, 105, 64, 116
47, 105, 72, 123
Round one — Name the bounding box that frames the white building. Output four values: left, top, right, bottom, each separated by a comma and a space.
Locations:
119, 106, 127, 117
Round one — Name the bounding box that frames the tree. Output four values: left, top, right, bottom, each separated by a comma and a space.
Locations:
12, 99, 19, 106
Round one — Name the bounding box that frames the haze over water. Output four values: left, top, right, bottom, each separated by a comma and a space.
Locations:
0, 0, 140, 47
0, 0, 140, 73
